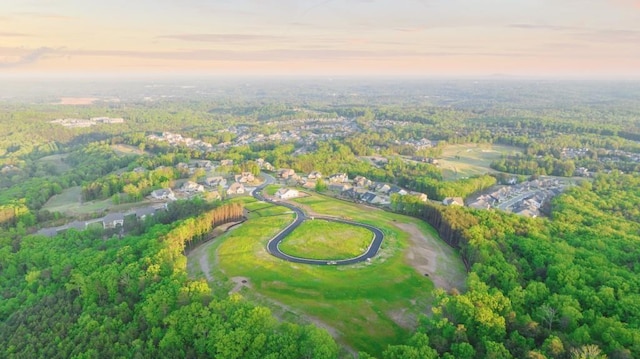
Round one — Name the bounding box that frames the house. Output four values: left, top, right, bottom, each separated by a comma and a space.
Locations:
302, 181, 317, 189
235, 172, 255, 183
220, 159, 234, 166
353, 175, 372, 188
361, 192, 390, 205
227, 182, 245, 195
374, 183, 391, 194
181, 181, 204, 193
328, 183, 352, 192
388, 185, 408, 196
151, 188, 175, 200
329, 173, 349, 183
103, 212, 125, 229
194, 160, 212, 169
275, 188, 299, 200
409, 192, 428, 202
308, 171, 323, 180
343, 187, 367, 201
204, 176, 227, 188
277, 168, 296, 179
468, 199, 491, 210
442, 197, 464, 206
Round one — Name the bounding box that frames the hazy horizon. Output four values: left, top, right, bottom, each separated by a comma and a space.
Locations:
2, 0, 640, 78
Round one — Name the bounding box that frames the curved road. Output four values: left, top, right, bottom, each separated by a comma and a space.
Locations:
252, 173, 384, 265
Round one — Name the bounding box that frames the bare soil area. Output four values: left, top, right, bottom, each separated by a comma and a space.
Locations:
395, 222, 467, 293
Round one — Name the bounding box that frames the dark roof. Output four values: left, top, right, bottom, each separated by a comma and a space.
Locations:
361, 192, 378, 203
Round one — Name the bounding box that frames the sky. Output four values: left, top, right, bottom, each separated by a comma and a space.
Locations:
1, 0, 639, 77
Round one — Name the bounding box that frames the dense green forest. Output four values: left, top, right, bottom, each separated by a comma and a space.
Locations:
2, 79, 640, 358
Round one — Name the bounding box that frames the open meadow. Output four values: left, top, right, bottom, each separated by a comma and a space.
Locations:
195, 193, 467, 355
438, 143, 522, 180
42, 186, 154, 217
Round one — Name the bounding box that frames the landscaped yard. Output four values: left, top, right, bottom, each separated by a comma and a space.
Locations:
200, 193, 467, 356
437, 143, 522, 180
278, 220, 373, 260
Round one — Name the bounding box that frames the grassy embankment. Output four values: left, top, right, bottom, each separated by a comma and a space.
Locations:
203, 192, 467, 355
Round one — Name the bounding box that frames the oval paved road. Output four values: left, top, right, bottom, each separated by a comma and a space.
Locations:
252, 173, 384, 265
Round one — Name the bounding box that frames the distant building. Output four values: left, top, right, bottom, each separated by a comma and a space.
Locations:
227, 182, 245, 195
151, 188, 175, 200
442, 197, 464, 206
103, 213, 125, 229
181, 181, 204, 193
275, 188, 300, 200
329, 173, 349, 183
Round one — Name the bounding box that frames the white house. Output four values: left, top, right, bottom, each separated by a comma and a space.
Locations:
275, 188, 299, 200
227, 182, 245, 195
151, 188, 175, 200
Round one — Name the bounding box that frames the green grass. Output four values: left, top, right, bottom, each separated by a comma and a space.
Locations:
264, 184, 280, 196
42, 186, 153, 216
211, 194, 467, 356
437, 143, 522, 180
111, 144, 150, 156
279, 220, 373, 260
38, 154, 71, 172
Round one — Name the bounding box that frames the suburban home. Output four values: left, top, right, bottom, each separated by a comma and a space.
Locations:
361, 192, 389, 205
353, 175, 372, 188
343, 187, 367, 201
220, 159, 234, 166
329, 173, 349, 183
151, 188, 175, 200
388, 185, 408, 196
468, 198, 492, 210
193, 160, 213, 169
277, 168, 296, 179
204, 176, 227, 188
328, 183, 352, 192
308, 171, 323, 180
275, 188, 299, 200
409, 192, 428, 202
235, 172, 255, 183
181, 181, 204, 193
226, 182, 245, 195
442, 197, 465, 206
302, 181, 317, 189
374, 183, 391, 194
103, 212, 125, 229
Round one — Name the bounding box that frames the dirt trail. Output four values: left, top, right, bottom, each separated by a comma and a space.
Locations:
395, 222, 466, 292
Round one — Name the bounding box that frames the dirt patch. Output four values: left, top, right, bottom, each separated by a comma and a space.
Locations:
387, 308, 418, 329
395, 222, 466, 293
229, 276, 251, 294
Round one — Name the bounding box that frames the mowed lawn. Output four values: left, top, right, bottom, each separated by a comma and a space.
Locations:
438, 143, 522, 180
279, 220, 373, 260
42, 186, 154, 216
212, 193, 466, 355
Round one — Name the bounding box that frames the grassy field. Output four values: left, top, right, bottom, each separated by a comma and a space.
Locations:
208, 193, 467, 355
111, 144, 150, 156
264, 184, 280, 196
278, 220, 373, 260
38, 154, 71, 172
437, 143, 522, 180
42, 186, 154, 217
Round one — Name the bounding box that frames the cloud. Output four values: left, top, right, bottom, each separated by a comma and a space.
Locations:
577, 29, 640, 43
13, 12, 73, 20
0, 32, 31, 37
508, 24, 580, 31
0, 47, 56, 68
157, 33, 286, 43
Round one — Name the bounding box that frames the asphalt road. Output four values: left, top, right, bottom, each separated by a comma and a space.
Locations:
252, 173, 384, 265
